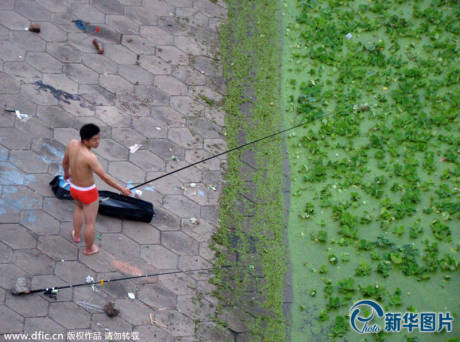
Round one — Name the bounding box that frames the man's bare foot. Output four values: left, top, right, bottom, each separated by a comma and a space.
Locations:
71, 230, 81, 243
83, 244, 99, 255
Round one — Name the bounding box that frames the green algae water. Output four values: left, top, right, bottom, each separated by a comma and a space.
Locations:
282, 0, 460, 341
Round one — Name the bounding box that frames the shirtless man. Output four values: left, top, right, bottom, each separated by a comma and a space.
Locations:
62, 124, 131, 255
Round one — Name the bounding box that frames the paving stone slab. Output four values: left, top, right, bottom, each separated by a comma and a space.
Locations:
155, 309, 195, 337
53, 127, 79, 146
0, 305, 24, 333
133, 116, 167, 138
47, 43, 83, 64
91, 313, 133, 334
70, 4, 105, 23
0, 24, 10, 40
0, 264, 26, 289
174, 36, 207, 55
100, 74, 134, 94
0, 223, 37, 249
15, 118, 53, 141
49, 302, 91, 329
134, 325, 174, 342
36, 21, 67, 42
9, 150, 49, 173
199, 242, 215, 262
177, 294, 214, 321
79, 85, 117, 107
36, 0, 71, 13
99, 233, 140, 259
121, 34, 157, 55
24, 317, 66, 336
172, 65, 208, 86
143, 0, 175, 17
0, 11, 29, 30
0, 242, 13, 263
157, 16, 189, 36
138, 283, 177, 309
151, 106, 186, 126
94, 0, 125, 15
195, 322, 234, 342
96, 106, 132, 127
3, 61, 42, 83
161, 231, 199, 256
0, 0, 14, 10
55, 260, 95, 284
159, 273, 196, 296
63, 63, 99, 84
104, 44, 138, 65
134, 84, 171, 106
36, 105, 76, 128
185, 149, 221, 171
122, 221, 160, 245
109, 161, 145, 183
24, 173, 54, 197
140, 244, 178, 269
94, 139, 129, 162
118, 64, 155, 85
157, 46, 188, 66
129, 150, 165, 172
0, 41, 26, 62
14, 0, 51, 21
170, 95, 205, 116
107, 14, 140, 34
26, 52, 62, 74
163, 195, 201, 218
151, 207, 181, 231
21, 210, 60, 235
154, 75, 188, 96
115, 298, 153, 326
181, 219, 214, 243
11, 31, 47, 52
37, 235, 78, 261
82, 53, 119, 75
125, 6, 159, 25
0, 71, 20, 94
139, 55, 172, 75
168, 127, 202, 148
12, 249, 55, 275
5, 292, 49, 317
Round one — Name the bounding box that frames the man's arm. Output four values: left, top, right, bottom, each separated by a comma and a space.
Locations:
89, 155, 132, 196
62, 145, 70, 180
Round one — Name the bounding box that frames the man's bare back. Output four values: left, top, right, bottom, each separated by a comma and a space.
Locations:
67, 139, 98, 187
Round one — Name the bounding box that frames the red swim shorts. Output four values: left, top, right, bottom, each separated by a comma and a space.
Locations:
70, 183, 99, 205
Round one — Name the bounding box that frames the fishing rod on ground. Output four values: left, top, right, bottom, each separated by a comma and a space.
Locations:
12, 265, 233, 299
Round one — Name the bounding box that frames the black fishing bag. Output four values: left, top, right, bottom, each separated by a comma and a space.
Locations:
98, 191, 154, 223
49, 176, 155, 223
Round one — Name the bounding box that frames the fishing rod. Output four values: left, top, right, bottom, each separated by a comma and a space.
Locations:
128, 120, 308, 190
12, 265, 231, 298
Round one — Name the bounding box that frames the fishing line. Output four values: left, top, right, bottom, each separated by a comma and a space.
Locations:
128, 120, 310, 190
130, 105, 353, 191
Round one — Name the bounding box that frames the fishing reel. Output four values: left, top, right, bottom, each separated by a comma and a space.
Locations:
43, 288, 59, 299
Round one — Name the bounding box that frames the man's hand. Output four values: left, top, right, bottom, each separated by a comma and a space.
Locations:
64, 171, 71, 181
120, 187, 132, 197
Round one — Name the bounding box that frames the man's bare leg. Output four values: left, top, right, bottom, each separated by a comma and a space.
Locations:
72, 201, 84, 243
82, 200, 99, 255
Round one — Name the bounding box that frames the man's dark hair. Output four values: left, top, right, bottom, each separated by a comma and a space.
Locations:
80, 124, 100, 141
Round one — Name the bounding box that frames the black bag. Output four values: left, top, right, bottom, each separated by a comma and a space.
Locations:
49, 175, 73, 200
49, 176, 155, 223
98, 191, 155, 223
